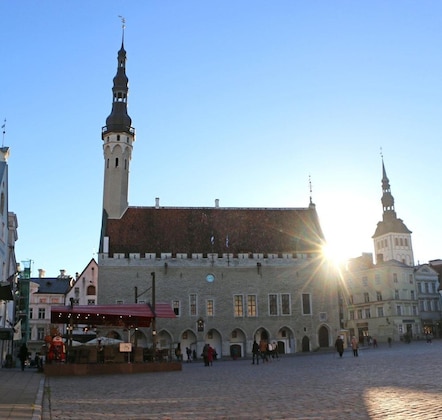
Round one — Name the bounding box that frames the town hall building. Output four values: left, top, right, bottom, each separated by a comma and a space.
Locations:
97, 33, 341, 359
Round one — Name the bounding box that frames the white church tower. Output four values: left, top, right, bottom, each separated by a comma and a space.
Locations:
372, 159, 414, 266
101, 24, 135, 220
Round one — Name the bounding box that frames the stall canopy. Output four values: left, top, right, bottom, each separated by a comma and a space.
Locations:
51, 303, 176, 328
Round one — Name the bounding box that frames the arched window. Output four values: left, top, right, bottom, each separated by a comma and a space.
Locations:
87, 285, 96, 295
0, 192, 4, 215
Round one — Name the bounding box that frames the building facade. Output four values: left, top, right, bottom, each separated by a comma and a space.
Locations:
27, 270, 72, 357
341, 161, 421, 344
414, 264, 440, 337
0, 146, 20, 363
97, 35, 341, 358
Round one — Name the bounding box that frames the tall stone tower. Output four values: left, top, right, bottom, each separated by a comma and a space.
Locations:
101, 29, 135, 220
372, 159, 414, 266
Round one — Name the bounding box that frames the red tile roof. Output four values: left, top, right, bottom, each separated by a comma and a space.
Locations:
103, 206, 324, 257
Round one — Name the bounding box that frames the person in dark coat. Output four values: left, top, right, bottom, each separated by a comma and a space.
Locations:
252, 340, 260, 365
18, 343, 28, 371
335, 336, 344, 358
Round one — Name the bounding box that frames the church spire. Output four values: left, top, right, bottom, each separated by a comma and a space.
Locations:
102, 17, 133, 137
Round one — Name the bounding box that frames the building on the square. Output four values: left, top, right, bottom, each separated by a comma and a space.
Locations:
340, 160, 421, 344
97, 33, 341, 359
0, 144, 20, 363
27, 270, 72, 357
414, 263, 441, 338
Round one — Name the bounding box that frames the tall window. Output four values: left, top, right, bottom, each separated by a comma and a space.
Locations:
189, 294, 197, 316
173, 300, 180, 316
302, 293, 311, 315
396, 305, 402, 315
37, 327, 45, 340
365, 308, 371, 318
269, 294, 278, 315
247, 295, 257, 317
281, 294, 291, 315
377, 307, 384, 317
376, 291, 382, 301
393, 273, 398, 283
364, 292, 370, 303
234, 295, 244, 317
38, 308, 45, 319
206, 299, 214, 317
395, 289, 399, 300
410, 291, 415, 300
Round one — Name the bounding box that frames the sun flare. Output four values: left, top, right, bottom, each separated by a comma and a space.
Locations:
321, 242, 349, 267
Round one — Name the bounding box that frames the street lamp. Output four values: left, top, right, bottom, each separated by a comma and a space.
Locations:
151, 272, 156, 360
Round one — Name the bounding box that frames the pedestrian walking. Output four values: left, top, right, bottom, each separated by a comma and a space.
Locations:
18, 343, 28, 371
207, 345, 214, 366
272, 341, 279, 360
252, 340, 260, 365
351, 336, 359, 357
335, 336, 344, 358
259, 340, 268, 363
186, 347, 192, 362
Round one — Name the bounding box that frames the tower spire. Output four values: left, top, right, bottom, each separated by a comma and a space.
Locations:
102, 17, 133, 138
372, 153, 414, 266
101, 23, 136, 220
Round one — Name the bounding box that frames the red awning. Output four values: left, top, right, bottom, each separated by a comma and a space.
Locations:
51, 303, 176, 328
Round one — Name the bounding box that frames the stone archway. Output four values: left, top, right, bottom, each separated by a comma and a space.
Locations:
318, 325, 330, 348
302, 335, 310, 352
230, 328, 246, 359
179, 329, 197, 362
205, 329, 222, 360
276, 326, 295, 354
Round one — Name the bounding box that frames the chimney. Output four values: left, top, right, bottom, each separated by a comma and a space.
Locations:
59, 269, 66, 278
38, 269, 46, 278
215, 199, 219, 208
155, 197, 160, 209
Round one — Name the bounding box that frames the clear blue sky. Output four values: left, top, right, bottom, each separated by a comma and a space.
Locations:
1, 1, 441, 277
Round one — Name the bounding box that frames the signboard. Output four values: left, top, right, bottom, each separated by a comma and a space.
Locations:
119, 342, 132, 352
0, 329, 12, 340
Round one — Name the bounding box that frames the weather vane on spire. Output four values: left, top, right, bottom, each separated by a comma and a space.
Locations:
118, 15, 126, 42
309, 174, 313, 204
380, 146, 383, 160
1, 118, 6, 148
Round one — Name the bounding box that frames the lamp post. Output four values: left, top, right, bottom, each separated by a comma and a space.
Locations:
439, 288, 442, 338
68, 297, 74, 363
151, 272, 156, 360
134, 272, 157, 360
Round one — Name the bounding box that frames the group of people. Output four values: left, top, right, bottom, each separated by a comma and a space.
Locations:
251, 339, 279, 364
202, 343, 215, 366
335, 335, 380, 357
334, 335, 362, 358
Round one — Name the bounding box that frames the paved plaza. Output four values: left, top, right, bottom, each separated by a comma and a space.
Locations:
39, 340, 442, 420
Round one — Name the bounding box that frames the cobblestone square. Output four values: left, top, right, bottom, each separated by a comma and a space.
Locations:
43, 341, 442, 419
